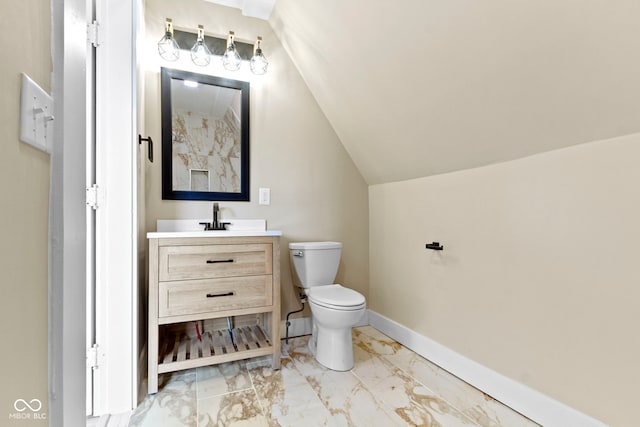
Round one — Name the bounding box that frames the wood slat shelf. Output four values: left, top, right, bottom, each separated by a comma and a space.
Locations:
157, 325, 273, 373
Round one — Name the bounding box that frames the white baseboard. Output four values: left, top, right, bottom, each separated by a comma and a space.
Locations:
368, 310, 608, 427
280, 311, 370, 340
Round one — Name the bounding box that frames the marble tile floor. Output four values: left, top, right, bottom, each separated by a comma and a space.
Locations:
129, 326, 539, 427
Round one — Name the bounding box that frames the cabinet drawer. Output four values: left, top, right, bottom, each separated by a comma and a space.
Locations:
159, 244, 272, 281
159, 275, 273, 318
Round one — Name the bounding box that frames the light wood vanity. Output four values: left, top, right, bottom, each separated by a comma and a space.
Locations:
147, 231, 281, 394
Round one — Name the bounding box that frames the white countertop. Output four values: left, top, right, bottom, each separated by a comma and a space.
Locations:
148, 219, 280, 239
147, 230, 282, 239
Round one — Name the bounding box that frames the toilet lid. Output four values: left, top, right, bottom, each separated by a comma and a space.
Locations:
308, 284, 365, 308
289, 241, 342, 250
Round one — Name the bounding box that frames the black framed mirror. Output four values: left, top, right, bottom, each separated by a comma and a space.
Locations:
161, 67, 250, 201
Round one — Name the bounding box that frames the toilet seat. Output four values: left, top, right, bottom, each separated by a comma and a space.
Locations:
308, 284, 366, 311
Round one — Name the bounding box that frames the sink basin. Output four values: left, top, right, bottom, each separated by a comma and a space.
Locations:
156, 219, 267, 232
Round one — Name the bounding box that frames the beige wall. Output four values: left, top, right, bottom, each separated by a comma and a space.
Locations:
144, 0, 369, 318
0, 1, 51, 424
369, 133, 640, 426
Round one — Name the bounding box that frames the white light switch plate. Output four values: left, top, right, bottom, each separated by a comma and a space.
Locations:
20, 73, 54, 153
259, 187, 270, 205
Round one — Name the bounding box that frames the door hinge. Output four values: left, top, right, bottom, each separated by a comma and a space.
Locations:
86, 184, 101, 210
86, 344, 99, 370
87, 20, 101, 47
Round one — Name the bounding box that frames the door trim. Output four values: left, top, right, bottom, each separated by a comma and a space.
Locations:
93, 0, 138, 414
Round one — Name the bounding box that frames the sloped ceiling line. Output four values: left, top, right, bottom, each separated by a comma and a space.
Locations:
268, 0, 640, 185
203, 0, 276, 20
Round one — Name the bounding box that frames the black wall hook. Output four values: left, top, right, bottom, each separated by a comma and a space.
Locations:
138, 134, 153, 162
425, 242, 444, 251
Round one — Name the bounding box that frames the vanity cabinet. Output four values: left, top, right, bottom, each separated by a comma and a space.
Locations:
147, 234, 281, 394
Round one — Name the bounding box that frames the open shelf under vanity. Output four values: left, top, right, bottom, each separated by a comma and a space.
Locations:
157, 323, 273, 373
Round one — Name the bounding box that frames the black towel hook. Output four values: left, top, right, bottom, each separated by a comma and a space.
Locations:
425, 242, 444, 251
138, 134, 153, 162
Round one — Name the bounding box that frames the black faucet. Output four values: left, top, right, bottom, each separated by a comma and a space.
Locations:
199, 203, 229, 231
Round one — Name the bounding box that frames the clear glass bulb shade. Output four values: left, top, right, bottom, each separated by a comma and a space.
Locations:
250, 50, 268, 75
158, 33, 180, 61
222, 46, 242, 71
190, 40, 211, 66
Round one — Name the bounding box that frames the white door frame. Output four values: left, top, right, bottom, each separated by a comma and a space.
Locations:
86, 0, 97, 416
49, 0, 139, 423
49, 0, 90, 425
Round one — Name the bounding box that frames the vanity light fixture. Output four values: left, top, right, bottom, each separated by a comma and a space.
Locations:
190, 25, 211, 66
157, 18, 180, 62
249, 36, 268, 75
158, 21, 268, 74
221, 31, 242, 71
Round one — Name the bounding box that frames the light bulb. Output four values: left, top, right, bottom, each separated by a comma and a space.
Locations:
190, 25, 211, 66
222, 31, 242, 71
158, 19, 180, 62
250, 37, 268, 75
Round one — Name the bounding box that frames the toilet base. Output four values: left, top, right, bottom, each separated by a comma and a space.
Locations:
314, 325, 355, 371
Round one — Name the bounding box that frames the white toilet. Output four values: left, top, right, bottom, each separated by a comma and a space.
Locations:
289, 241, 366, 371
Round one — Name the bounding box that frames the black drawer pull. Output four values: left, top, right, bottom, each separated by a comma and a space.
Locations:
206, 292, 234, 298
206, 259, 234, 264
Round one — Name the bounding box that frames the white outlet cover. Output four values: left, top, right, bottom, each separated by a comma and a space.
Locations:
20, 73, 54, 154
259, 187, 270, 205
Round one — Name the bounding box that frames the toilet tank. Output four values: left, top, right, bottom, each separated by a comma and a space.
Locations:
289, 242, 342, 288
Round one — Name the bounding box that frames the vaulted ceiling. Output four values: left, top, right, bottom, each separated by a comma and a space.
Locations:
206, 1, 640, 185
267, 0, 640, 184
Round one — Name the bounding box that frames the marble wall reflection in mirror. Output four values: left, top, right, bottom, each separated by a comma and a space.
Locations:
161, 68, 250, 201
